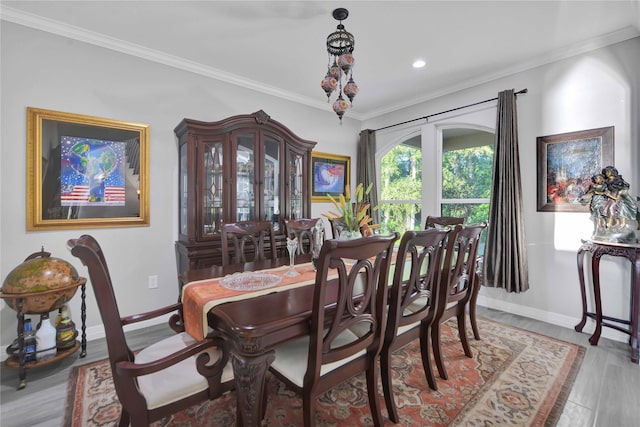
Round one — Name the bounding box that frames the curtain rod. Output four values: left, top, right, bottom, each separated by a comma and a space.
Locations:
374, 88, 528, 132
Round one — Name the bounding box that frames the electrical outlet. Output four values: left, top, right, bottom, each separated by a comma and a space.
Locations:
148, 275, 158, 289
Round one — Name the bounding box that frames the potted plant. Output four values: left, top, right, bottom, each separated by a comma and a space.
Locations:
323, 183, 379, 239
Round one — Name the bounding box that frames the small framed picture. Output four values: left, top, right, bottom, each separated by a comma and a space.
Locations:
536, 126, 614, 212
311, 152, 350, 202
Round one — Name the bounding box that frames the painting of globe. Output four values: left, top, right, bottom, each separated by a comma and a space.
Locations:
59, 136, 126, 207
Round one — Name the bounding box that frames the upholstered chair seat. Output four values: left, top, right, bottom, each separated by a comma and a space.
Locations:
270, 329, 365, 387
136, 332, 234, 409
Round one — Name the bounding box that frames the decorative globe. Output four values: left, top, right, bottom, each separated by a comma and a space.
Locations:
337, 53, 354, 74
1, 257, 84, 313
329, 63, 341, 80
321, 75, 338, 98
333, 96, 349, 121
344, 78, 359, 102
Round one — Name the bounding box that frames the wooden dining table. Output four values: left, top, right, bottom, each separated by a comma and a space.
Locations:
180, 254, 341, 427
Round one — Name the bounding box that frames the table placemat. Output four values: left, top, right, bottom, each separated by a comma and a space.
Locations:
182, 262, 323, 340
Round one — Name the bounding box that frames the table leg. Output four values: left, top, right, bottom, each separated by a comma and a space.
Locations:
589, 254, 603, 346
231, 350, 275, 427
469, 275, 481, 340
630, 255, 640, 363
575, 246, 589, 333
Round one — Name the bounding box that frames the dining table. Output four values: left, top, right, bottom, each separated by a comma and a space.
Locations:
180, 254, 341, 427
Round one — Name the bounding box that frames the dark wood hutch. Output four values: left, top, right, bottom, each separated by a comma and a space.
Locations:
174, 110, 317, 274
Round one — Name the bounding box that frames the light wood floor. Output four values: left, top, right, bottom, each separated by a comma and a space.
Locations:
2, 307, 639, 426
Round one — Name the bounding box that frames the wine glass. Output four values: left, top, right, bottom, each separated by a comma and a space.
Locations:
285, 237, 300, 277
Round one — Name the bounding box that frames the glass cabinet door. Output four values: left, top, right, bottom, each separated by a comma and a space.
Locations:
235, 134, 255, 222
179, 142, 188, 236
202, 141, 224, 236
263, 135, 280, 231
288, 151, 304, 219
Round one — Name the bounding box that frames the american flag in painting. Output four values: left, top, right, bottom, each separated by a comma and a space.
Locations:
60, 186, 126, 204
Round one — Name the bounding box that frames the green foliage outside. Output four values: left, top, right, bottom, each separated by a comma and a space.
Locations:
442, 145, 494, 199
441, 203, 490, 226
379, 145, 422, 233
379, 143, 494, 235
441, 144, 493, 225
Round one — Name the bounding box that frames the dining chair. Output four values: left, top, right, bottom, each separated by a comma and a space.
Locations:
268, 232, 399, 427
284, 218, 322, 254
220, 220, 278, 266
425, 215, 485, 339
424, 215, 466, 229
67, 235, 234, 427
470, 255, 485, 339
431, 222, 487, 381
327, 217, 346, 239
380, 228, 451, 422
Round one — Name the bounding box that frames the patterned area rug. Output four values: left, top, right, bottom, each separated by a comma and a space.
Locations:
64, 318, 584, 426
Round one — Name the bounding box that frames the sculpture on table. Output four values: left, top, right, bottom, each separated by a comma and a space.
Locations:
581, 166, 639, 243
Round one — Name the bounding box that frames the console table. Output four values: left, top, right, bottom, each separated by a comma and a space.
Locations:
575, 239, 640, 363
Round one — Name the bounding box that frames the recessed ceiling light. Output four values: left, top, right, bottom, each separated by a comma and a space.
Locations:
413, 59, 426, 68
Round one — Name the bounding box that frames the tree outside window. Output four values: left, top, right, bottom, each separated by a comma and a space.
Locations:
378, 128, 493, 238
441, 138, 493, 225
379, 141, 422, 234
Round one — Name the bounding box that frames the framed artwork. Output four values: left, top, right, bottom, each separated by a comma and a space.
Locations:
27, 107, 150, 230
311, 152, 350, 202
536, 126, 614, 212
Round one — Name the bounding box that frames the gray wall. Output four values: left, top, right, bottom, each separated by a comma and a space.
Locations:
1, 20, 639, 352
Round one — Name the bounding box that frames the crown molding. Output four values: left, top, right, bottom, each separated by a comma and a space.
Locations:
0, 6, 354, 118
2, 6, 636, 123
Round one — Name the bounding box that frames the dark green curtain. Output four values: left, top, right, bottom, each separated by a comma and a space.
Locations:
357, 129, 380, 225
483, 89, 529, 292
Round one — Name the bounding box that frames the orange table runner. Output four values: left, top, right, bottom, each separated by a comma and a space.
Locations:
182, 262, 327, 340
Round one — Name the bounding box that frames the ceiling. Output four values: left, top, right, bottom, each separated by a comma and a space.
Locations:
2, 1, 639, 120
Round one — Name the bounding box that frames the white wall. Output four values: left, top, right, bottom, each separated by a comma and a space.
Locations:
364, 37, 640, 342
0, 22, 359, 350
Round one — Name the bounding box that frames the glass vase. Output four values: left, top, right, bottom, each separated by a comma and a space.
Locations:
285, 237, 300, 277
339, 230, 362, 240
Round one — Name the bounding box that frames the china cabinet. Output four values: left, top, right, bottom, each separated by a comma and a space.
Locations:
174, 110, 316, 274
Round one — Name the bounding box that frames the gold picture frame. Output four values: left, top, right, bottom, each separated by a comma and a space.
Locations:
27, 107, 150, 230
311, 152, 350, 202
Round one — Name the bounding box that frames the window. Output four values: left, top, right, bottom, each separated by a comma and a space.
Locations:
440, 128, 493, 225
378, 136, 422, 234
376, 104, 496, 237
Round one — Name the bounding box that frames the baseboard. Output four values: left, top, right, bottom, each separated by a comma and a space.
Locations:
477, 295, 629, 343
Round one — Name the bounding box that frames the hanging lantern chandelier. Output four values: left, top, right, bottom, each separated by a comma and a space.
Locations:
321, 8, 358, 123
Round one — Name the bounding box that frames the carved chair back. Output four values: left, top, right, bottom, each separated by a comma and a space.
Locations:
220, 221, 278, 266
284, 218, 322, 255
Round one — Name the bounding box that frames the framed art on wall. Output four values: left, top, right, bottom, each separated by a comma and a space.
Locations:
536, 126, 614, 212
311, 152, 350, 202
27, 107, 150, 230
